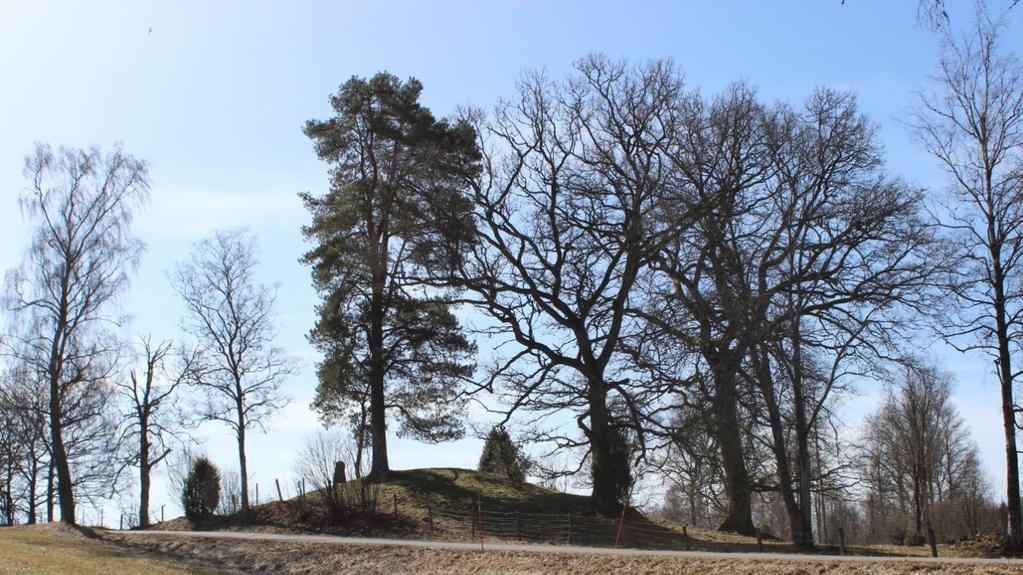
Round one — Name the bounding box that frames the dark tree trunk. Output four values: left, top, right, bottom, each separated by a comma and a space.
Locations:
367, 276, 389, 480
994, 263, 1023, 550
49, 375, 75, 524
138, 415, 151, 528
913, 467, 924, 535
26, 455, 38, 525
368, 373, 388, 479
139, 462, 151, 528
709, 354, 755, 535
355, 402, 367, 480
46, 301, 76, 525
587, 379, 618, 514
789, 325, 815, 548
2, 468, 13, 525
792, 395, 814, 546
689, 484, 699, 527
46, 459, 54, 522
237, 401, 250, 513
753, 347, 810, 546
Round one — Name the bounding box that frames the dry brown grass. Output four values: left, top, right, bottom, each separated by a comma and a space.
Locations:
108, 532, 1023, 575
0, 524, 229, 575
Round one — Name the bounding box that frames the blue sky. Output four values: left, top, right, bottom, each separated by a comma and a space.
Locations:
2, 0, 1022, 522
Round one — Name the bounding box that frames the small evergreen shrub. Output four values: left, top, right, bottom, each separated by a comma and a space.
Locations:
478, 426, 530, 483
182, 456, 221, 525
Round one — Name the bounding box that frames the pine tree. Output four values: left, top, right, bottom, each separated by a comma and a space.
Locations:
303, 73, 480, 479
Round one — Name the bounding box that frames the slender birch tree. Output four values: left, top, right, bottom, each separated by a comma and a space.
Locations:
172, 228, 295, 514
912, 8, 1023, 550
3, 144, 148, 524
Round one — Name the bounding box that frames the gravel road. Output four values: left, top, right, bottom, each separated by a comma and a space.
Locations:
117, 529, 1021, 566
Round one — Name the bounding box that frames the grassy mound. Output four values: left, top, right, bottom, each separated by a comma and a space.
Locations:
146, 467, 1007, 558
148, 468, 814, 553
152, 468, 682, 546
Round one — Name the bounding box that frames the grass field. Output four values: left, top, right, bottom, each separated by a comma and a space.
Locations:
0, 524, 226, 575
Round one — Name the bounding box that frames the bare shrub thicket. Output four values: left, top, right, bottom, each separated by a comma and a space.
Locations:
294, 429, 378, 522
218, 470, 242, 516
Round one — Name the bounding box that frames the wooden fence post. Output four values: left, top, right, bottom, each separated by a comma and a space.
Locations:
614, 498, 628, 548
255, 484, 259, 506
275, 479, 284, 502
160, 505, 165, 524
476, 492, 485, 551
683, 524, 691, 550
927, 527, 938, 557
838, 527, 846, 555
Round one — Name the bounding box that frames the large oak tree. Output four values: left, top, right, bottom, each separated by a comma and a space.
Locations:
451, 57, 682, 513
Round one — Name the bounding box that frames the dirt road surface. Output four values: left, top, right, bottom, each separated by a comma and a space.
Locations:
110, 529, 1023, 574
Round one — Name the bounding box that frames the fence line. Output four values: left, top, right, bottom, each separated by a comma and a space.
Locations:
422, 501, 698, 551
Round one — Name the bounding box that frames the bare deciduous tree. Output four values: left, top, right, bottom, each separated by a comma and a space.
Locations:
0, 378, 21, 525
859, 360, 991, 543
453, 56, 682, 513
294, 429, 363, 490
660, 397, 726, 529
0, 363, 49, 524
3, 144, 148, 524
912, 7, 1023, 550
114, 335, 196, 528
644, 84, 935, 539
172, 228, 296, 514
913, 0, 1019, 30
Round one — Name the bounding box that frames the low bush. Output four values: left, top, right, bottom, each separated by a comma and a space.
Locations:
902, 530, 926, 547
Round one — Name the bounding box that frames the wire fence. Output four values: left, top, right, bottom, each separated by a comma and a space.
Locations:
428, 503, 697, 551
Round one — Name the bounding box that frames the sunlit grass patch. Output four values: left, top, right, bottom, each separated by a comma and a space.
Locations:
0, 524, 225, 575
